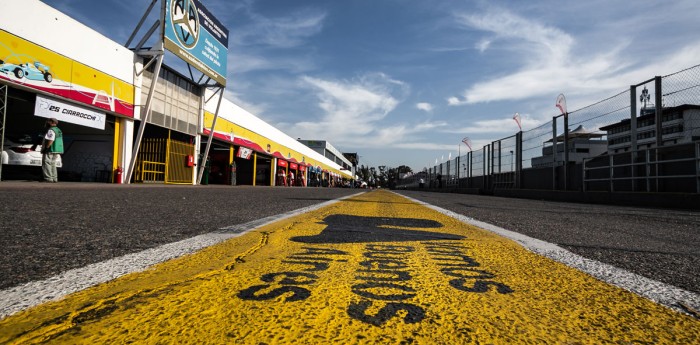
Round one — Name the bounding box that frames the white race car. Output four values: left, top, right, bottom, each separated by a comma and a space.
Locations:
1, 134, 62, 167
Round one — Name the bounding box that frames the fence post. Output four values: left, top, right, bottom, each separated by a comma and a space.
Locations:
498, 140, 502, 174
468, 151, 472, 187
552, 117, 558, 190
483, 145, 488, 190
654, 76, 663, 148
516, 131, 522, 189
563, 112, 569, 191
630, 85, 637, 191
654, 76, 663, 191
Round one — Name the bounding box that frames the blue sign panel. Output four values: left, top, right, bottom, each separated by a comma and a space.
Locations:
164, 0, 229, 86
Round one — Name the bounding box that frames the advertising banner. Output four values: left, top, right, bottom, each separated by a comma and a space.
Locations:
290, 163, 298, 170
0, 30, 135, 117
164, 0, 229, 86
35, 95, 106, 130
237, 147, 253, 159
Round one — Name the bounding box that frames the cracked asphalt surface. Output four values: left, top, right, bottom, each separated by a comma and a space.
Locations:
1, 182, 698, 297
0, 182, 359, 289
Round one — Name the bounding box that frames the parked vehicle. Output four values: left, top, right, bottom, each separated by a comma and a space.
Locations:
0, 60, 53, 82
1, 134, 62, 167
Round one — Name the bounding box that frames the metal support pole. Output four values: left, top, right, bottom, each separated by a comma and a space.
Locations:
0, 84, 7, 181
630, 85, 637, 191
516, 131, 522, 189
483, 145, 488, 190
609, 155, 614, 192
654, 76, 663, 148
552, 117, 558, 189
563, 112, 569, 191
125, 0, 158, 48
498, 140, 502, 173
125, 51, 164, 183
654, 76, 663, 191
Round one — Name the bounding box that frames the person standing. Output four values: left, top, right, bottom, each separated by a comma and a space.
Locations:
41, 118, 63, 182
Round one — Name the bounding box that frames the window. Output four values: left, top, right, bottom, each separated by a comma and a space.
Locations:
637, 130, 655, 140
609, 135, 631, 145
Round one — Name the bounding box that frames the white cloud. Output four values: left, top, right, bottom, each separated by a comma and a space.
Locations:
447, 96, 463, 106
448, 8, 648, 106
281, 73, 454, 149
223, 89, 267, 116
444, 114, 543, 134
235, 9, 326, 48
416, 102, 433, 112
394, 142, 460, 151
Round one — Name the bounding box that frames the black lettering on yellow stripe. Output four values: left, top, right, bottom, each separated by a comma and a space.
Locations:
280, 260, 329, 271
299, 247, 349, 256
237, 246, 349, 302
439, 267, 495, 279
351, 282, 416, 301
433, 255, 480, 267
260, 272, 318, 285
362, 251, 405, 260
237, 285, 311, 302
347, 300, 425, 326
359, 259, 408, 270
449, 279, 514, 294
366, 244, 415, 253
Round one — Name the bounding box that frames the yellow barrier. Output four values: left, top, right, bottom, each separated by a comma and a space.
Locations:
135, 136, 194, 184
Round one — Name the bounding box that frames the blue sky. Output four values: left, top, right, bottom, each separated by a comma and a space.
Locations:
43, 0, 700, 171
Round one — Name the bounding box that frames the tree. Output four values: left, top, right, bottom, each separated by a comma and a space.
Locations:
396, 165, 413, 174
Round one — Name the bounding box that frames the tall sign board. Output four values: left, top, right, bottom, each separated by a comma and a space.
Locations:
163, 0, 229, 86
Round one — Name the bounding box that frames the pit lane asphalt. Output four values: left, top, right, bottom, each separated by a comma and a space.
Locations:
394, 190, 700, 295
0, 182, 360, 290
1, 182, 698, 299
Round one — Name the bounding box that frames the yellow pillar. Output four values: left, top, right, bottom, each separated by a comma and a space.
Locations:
111, 117, 121, 183
269, 160, 274, 186
252, 152, 257, 186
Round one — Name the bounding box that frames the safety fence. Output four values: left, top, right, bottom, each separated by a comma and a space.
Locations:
135, 137, 194, 184
399, 64, 700, 194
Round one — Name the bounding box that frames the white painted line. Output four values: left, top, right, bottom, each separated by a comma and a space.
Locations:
0, 192, 364, 319
398, 192, 700, 317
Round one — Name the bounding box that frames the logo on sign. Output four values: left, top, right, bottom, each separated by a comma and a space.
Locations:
171, 0, 200, 49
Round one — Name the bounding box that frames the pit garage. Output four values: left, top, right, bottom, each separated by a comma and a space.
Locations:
1, 87, 116, 182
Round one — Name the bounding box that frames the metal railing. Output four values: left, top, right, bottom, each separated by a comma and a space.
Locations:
399, 64, 700, 194
135, 137, 194, 184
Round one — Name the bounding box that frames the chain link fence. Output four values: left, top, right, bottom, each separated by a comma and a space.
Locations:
401, 64, 700, 193
662, 64, 700, 134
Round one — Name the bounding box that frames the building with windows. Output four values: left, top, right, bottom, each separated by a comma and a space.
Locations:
530, 125, 608, 168
297, 140, 354, 172
0, 1, 353, 185
600, 104, 700, 153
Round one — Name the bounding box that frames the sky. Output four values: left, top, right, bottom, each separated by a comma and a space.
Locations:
42, 0, 700, 171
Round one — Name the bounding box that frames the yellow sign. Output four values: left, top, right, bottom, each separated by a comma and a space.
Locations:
0, 30, 135, 117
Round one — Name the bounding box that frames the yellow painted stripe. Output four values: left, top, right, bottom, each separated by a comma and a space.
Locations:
1, 191, 698, 344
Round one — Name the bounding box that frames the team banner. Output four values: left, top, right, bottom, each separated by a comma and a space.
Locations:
164, 0, 229, 86
34, 95, 106, 130
237, 147, 253, 159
